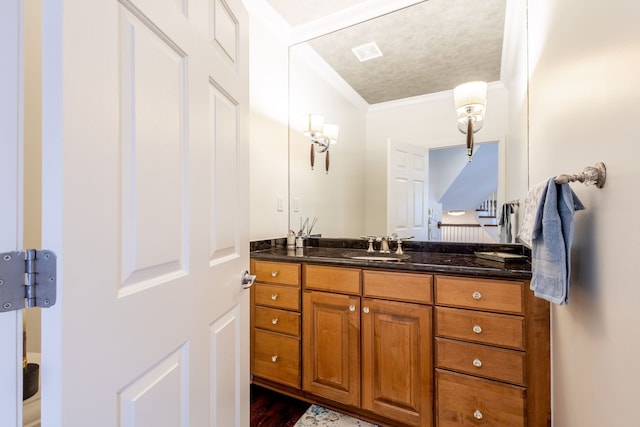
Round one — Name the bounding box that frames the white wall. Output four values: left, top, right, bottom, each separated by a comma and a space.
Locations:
248, 13, 289, 240
528, 1, 640, 425
289, 46, 368, 237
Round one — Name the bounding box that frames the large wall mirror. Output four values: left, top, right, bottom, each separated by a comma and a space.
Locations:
288, 0, 529, 242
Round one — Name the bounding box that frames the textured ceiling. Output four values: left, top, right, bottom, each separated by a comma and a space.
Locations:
265, 0, 506, 104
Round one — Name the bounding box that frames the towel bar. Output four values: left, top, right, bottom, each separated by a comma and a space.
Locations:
555, 162, 606, 188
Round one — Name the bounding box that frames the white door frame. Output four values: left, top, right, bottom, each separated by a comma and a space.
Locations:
0, 0, 25, 425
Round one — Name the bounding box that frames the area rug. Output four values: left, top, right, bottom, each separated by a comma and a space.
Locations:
293, 404, 379, 427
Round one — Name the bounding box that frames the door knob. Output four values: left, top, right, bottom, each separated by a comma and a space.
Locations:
241, 270, 256, 289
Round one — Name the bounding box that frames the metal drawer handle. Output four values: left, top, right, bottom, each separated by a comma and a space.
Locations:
472, 291, 482, 300
363, 306, 370, 314
271, 318, 279, 325
472, 325, 482, 334
271, 271, 278, 277
271, 355, 278, 363
349, 305, 356, 312
271, 294, 278, 300
473, 410, 483, 420
473, 358, 483, 368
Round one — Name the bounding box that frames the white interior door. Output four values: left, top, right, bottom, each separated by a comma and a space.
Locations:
0, 0, 24, 425
40, 0, 250, 425
387, 139, 428, 240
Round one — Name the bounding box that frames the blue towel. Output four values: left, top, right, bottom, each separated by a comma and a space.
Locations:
530, 178, 585, 304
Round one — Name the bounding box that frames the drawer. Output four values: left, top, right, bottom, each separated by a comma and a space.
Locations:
254, 306, 300, 336
363, 270, 432, 304
253, 261, 300, 286
436, 370, 525, 427
435, 307, 524, 350
435, 275, 524, 314
436, 338, 525, 385
253, 329, 300, 389
435, 276, 524, 314
255, 283, 300, 310
303, 265, 361, 294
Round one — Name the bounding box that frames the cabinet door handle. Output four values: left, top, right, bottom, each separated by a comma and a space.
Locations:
473, 410, 483, 420
271, 355, 278, 363
472, 291, 482, 300
363, 306, 370, 314
271, 294, 278, 300
349, 305, 356, 312
271, 318, 279, 325
472, 358, 483, 368
271, 270, 278, 277
472, 325, 482, 334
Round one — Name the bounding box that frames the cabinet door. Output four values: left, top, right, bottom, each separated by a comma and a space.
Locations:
302, 291, 361, 407
361, 299, 432, 427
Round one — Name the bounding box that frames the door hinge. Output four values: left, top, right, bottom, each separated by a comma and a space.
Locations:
0, 250, 57, 313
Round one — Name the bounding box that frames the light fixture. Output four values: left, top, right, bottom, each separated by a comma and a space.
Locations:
302, 114, 339, 173
453, 81, 487, 161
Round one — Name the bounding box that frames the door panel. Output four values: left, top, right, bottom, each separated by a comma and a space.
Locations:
40, 0, 249, 425
388, 140, 428, 240
118, 346, 188, 427
302, 291, 360, 407
119, 4, 188, 293
361, 299, 432, 427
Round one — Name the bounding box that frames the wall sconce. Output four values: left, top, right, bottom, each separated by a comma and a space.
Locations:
453, 81, 487, 161
302, 114, 339, 173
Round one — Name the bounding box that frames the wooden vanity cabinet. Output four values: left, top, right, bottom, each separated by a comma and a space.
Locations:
250, 257, 549, 427
434, 275, 550, 427
250, 260, 301, 389
303, 266, 433, 427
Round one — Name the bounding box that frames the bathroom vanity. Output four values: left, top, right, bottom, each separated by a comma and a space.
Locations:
250, 239, 549, 427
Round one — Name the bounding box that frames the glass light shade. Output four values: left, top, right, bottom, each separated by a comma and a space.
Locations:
322, 124, 339, 144
454, 81, 487, 114
302, 114, 325, 137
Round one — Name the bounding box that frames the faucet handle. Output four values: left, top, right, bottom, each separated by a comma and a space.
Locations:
360, 235, 376, 252
394, 236, 414, 255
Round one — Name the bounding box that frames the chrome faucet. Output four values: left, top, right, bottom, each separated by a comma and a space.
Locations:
378, 236, 390, 253
376, 234, 397, 253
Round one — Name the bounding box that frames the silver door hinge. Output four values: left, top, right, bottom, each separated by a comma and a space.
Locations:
0, 250, 56, 312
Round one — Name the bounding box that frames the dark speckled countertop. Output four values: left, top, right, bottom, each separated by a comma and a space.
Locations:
251, 238, 532, 280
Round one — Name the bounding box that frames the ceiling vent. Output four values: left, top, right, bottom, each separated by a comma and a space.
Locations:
351, 41, 383, 62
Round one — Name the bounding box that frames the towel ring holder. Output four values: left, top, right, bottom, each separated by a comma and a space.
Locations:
555, 162, 606, 188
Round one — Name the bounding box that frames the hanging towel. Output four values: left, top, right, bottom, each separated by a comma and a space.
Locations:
529, 178, 585, 305
517, 179, 549, 247
498, 203, 514, 243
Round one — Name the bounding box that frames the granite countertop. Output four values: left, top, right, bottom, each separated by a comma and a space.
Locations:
251, 238, 532, 280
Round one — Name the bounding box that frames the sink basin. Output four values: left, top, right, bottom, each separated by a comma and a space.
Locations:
344, 253, 410, 262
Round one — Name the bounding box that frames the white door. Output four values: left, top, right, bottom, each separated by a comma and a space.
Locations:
0, 0, 24, 425
387, 139, 428, 240
40, 0, 250, 425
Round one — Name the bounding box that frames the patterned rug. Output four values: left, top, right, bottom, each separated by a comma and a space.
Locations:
293, 405, 379, 427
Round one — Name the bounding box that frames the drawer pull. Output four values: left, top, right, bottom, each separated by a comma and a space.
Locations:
271, 271, 278, 277
472, 325, 482, 334
363, 306, 370, 314
473, 410, 483, 420
271, 355, 278, 363
271, 318, 279, 325
472, 291, 482, 300
271, 294, 278, 300
349, 305, 356, 312
472, 358, 483, 368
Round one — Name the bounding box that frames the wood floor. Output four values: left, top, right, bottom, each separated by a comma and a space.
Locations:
250, 384, 310, 427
